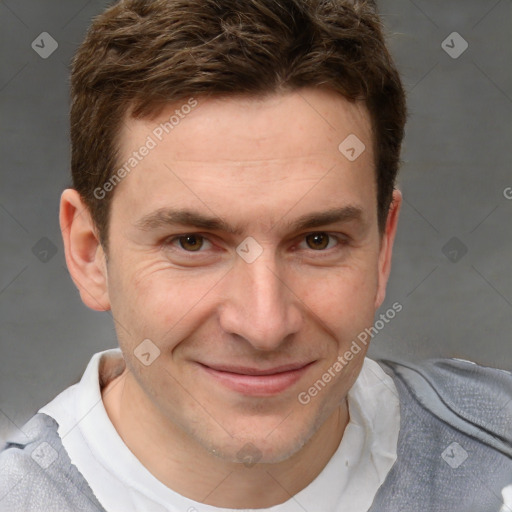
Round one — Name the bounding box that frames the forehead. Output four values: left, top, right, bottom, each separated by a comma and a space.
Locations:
118, 88, 372, 165
111, 88, 376, 234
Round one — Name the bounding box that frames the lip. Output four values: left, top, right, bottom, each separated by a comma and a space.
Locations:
198, 361, 315, 396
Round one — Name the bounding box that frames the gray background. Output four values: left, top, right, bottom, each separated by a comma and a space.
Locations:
1, 0, 511, 445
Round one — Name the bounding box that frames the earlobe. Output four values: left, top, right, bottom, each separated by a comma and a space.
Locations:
59, 189, 111, 311
374, 189, 402, 309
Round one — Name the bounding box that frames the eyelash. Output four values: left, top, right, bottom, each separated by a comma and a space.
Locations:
163, 232, 348, 258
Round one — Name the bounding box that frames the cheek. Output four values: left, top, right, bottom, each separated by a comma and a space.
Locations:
108, 258, 221, 344
297, 261, 379, 330
107, 242, 380, 351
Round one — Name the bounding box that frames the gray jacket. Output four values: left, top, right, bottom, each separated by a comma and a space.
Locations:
1, 357, 511, 511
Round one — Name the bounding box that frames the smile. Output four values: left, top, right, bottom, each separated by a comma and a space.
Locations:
197, 361, 316, 396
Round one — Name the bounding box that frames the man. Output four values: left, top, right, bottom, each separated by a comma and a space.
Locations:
1, 0, 511, 511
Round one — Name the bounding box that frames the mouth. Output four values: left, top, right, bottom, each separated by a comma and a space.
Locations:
197, 361, 316, 396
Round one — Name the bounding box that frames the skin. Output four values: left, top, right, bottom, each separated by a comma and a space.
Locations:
60, 87, 401, 508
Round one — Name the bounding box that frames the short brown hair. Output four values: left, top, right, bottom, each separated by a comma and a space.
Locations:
70, 0, 406, 252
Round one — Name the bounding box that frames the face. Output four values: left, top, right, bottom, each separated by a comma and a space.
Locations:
97, 87, 398, 463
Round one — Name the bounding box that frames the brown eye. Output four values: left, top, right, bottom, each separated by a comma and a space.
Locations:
305, 232, 330, 250
178, 234, 204, 251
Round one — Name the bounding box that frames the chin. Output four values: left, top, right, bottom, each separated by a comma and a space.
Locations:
201, 419, 317, 466
208, 438, 307, 466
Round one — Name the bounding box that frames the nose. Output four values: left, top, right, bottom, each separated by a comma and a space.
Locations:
218, 249, 303, 352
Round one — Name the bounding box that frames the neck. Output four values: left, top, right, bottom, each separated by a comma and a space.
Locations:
102, 369, 349, 508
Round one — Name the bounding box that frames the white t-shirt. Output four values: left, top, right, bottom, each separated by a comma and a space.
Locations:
39, 349, 400, 512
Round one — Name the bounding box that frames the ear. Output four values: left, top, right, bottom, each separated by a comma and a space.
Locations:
374, 189, 402, 309
59, 189, 111, 311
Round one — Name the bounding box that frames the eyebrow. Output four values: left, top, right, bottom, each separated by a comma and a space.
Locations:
134, 205, 365, 236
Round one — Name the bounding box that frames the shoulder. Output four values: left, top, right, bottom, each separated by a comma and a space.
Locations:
378, 357, 512, 454
0, 413, 105, 512
371, 358, 512, 511
380, 356, 512, 405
